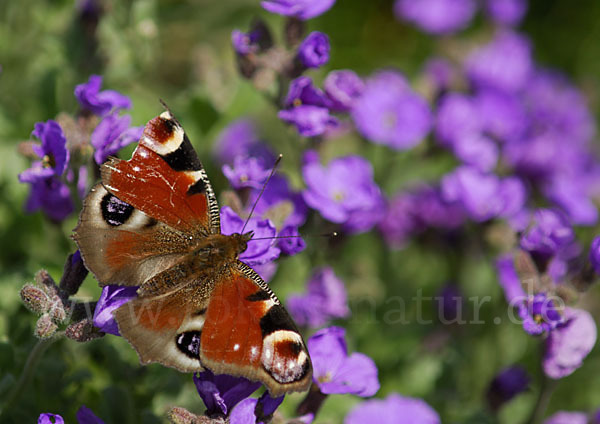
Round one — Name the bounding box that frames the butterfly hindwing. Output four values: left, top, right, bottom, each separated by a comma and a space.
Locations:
114, 282, 209, 373
200, 262, 312, 396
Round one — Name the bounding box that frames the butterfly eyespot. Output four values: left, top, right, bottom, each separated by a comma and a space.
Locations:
100, 193, 134, 226
176, 331, 201, 358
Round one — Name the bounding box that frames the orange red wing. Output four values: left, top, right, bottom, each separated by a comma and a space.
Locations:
200, 263, 312, 396
101, 112, 220, 234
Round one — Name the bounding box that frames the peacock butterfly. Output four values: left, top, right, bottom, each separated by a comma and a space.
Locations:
73, 109, 312, 396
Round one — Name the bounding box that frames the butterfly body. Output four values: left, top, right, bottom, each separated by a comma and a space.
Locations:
73, 111, 311, 396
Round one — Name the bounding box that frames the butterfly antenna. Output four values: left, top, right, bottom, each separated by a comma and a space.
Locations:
251, 232, 338, 241
159, 98, 172, 113
240, 154, 283, 234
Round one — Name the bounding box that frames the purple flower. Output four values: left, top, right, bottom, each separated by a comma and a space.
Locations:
91, 113, 143, 164
213, 119, 276, 166
435, 93, 482, 146
220, 206, 281, 265
194, 370, 261, 416
229, 392, 284, 424
475, 88, 527, 143
452, 133, 499, 172
496, 254, 527, 305
39, 406, 104, 424
487, 366, 530, 410
308, 326, 379, 396
544, 412, 588, 424
261, 0, 336, 20
222, 156, 271, 189
394, 0, 476, 35
544, 175, 599, 226
283, 77, 332, 107
465, 30, 533, 93
279, 105, 338, 137
523, 69, 595, 147
93, 285, 139, 336
518, 293, 565, 335
486, 0, 528, 26
352, 71, 432, 150
441, 166, 525, 222
38, 413, 65, 424
75, 75, 132, 116
520, 209, 575, 259
589, 236, 600, 274
288, 267, 350, 327
323, 70, 365, 112
543, 307, 597, 379
245, 174, 308, 230
345, 393, 440, 424
277, 225, 306, 255
302, 154, 385, 234
19, 120, 69, 183
76, 406, 105, 424
279, 78, 337, 136
23, 177, 74, 222
297, 31, 330, 69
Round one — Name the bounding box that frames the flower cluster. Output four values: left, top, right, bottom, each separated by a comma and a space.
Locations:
18, 75, 142, 222
288, 267, 350, 327
394, 0, 527, 35
496, 210, 598, 380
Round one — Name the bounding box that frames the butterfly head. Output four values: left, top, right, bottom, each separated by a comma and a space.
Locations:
231, 231, 254, 255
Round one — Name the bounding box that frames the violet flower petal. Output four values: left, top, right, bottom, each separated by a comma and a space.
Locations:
261, 0, 336, 20
543, 308, 597, 379
93, 285, 139, 336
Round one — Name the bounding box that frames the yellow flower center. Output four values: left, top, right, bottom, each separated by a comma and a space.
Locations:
383, 112, 397, 129
318, 372, 332, 384
42, 154, 56, 169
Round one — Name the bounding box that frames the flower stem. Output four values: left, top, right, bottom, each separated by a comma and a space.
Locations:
526, 372, 558, 424
0, 333, 63, 413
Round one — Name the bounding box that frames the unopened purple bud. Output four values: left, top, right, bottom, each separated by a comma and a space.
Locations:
297, 31, 330, 69
487, 366, 530, 410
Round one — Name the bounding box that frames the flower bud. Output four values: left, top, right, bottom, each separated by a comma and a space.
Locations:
35, 313, 59, 339
59, 251, 89, 296
65, 319, 104, 342
20, 284, 51, 314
